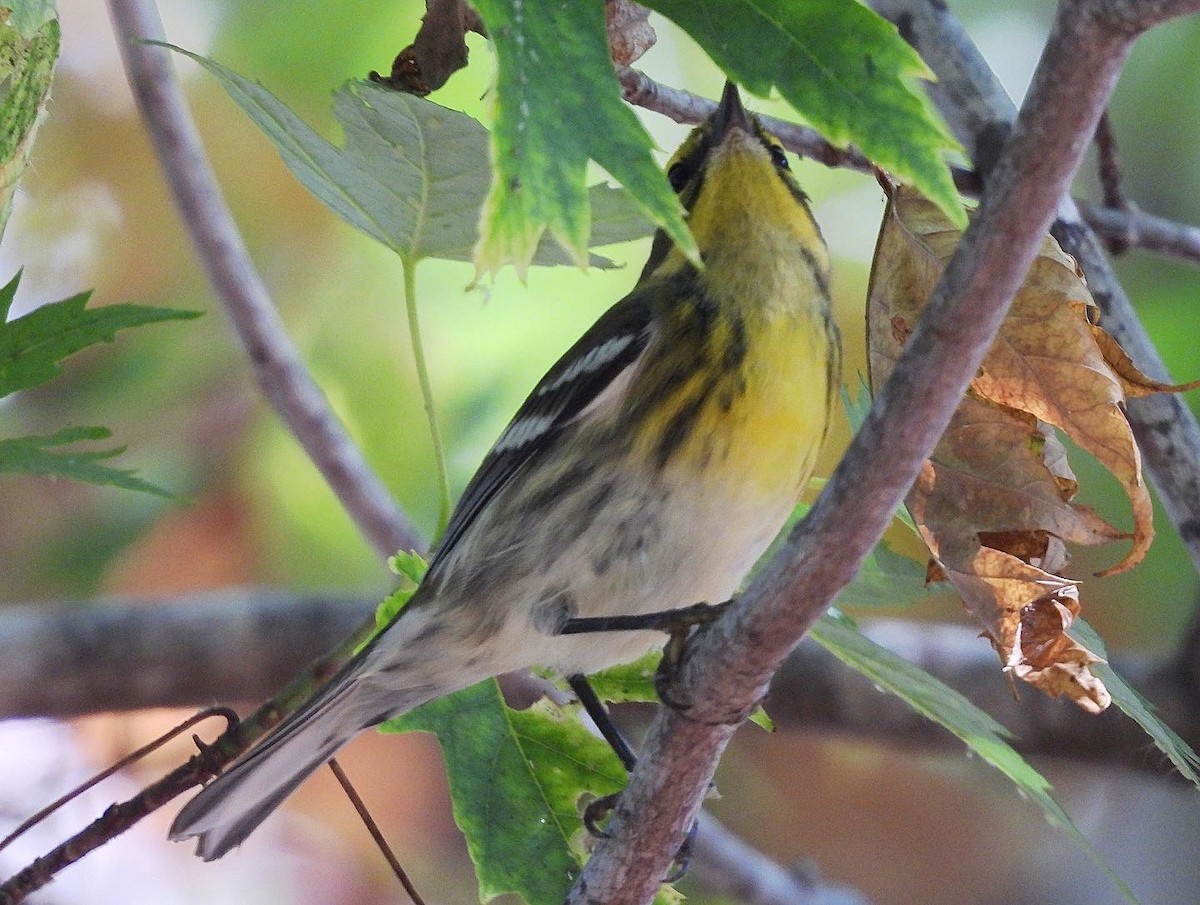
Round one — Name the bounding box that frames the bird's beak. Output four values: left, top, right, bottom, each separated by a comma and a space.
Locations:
710, 81, 752, 141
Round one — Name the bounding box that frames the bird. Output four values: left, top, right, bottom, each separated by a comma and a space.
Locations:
170, 80, 840, 861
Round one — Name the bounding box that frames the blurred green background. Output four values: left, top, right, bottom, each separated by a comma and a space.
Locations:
2, 2, 1199, 904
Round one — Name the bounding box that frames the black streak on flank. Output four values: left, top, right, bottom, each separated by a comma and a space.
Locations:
724, 312, 747, 371
798, 245, 831, 300
655, 390, 710, 469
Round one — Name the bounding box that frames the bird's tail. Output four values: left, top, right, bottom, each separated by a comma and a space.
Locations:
169, 611, 450, 860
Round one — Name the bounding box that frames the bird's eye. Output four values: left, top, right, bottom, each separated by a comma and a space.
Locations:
667, 163, 689, 191
769, 145, 790, 170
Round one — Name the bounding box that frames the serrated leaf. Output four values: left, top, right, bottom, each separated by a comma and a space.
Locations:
810, 612, 1137, 903
0, 11, 57, 239
383, 680, 634, 905
0, 426, 169, 496
1068, 618, 1200, 791
169, 47, 650, 268
0, 273, 200, 397
643, 0, 964, 227
470, 0, 694, 274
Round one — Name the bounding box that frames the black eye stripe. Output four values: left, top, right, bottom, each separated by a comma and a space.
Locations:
667, 163, 689, 191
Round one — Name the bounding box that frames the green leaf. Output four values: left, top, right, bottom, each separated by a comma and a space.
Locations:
585, 651, 772, 730
0, 11, 58, 239
1069, 618, 1200, 791
0, 273, 200, 397
4, 1, 57, 40
584, 652, 662, 705
374, 551, 429, 632
643, 0, 965, 228
811, 613, 1137, 902
170, 47, 652, 268
383, 680, 634, 905
768, 491, 932, 609
839, 540, 936, 607
0, 426, 169, 496
844, 378, 922, 535
469, 0, 695, 273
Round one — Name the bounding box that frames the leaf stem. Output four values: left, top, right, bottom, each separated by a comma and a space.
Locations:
402, 258, 451, 537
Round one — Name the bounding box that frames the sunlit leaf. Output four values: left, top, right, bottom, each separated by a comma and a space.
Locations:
469, 0, 694, 274
169, 47, 652, 268
0, 11, 57, 239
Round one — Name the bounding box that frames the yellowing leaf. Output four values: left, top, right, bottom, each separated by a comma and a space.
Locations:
865, 183, 1186, 711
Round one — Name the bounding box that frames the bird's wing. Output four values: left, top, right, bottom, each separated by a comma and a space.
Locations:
431, 290, 654, 565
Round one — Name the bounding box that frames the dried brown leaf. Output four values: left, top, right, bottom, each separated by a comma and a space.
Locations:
1089, 323, 1200, 399
863, 182, 1176, 711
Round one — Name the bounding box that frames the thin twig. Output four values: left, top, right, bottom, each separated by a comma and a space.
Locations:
1075, 199, 1200, 263
617, 67, 875, 172
327, 759, 427, 905
109, 0, 423, 561
691, 813, 870, 905
0, 708, 237, 855
568, 0, 1172, 900
619, 67, 1200, 268
0, 616, 376, 903
1094, 110, 1132, 253
1094, 110, 1130, 213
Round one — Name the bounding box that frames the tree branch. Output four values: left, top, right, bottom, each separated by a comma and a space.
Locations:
4, 593, 1197, 773
1075, 199, 1200, 264
0, 594, 871, 905
108, 0, 424, 560
567, 1, 1168, 901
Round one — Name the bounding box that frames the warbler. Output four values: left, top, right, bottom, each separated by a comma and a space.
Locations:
171, 81, 840, 860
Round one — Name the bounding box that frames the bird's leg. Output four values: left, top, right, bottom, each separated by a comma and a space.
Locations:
561, 599, 732, 711
567, 672, 700, 881
559, 600, 730, 637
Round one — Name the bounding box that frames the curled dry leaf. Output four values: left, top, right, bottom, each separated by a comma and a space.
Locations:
606, 0, 656, 67
865, 183, 1193, 712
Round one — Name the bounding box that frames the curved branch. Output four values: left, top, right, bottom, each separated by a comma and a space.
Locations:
109, 0, 424, 559
568, 1, 1160, 901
